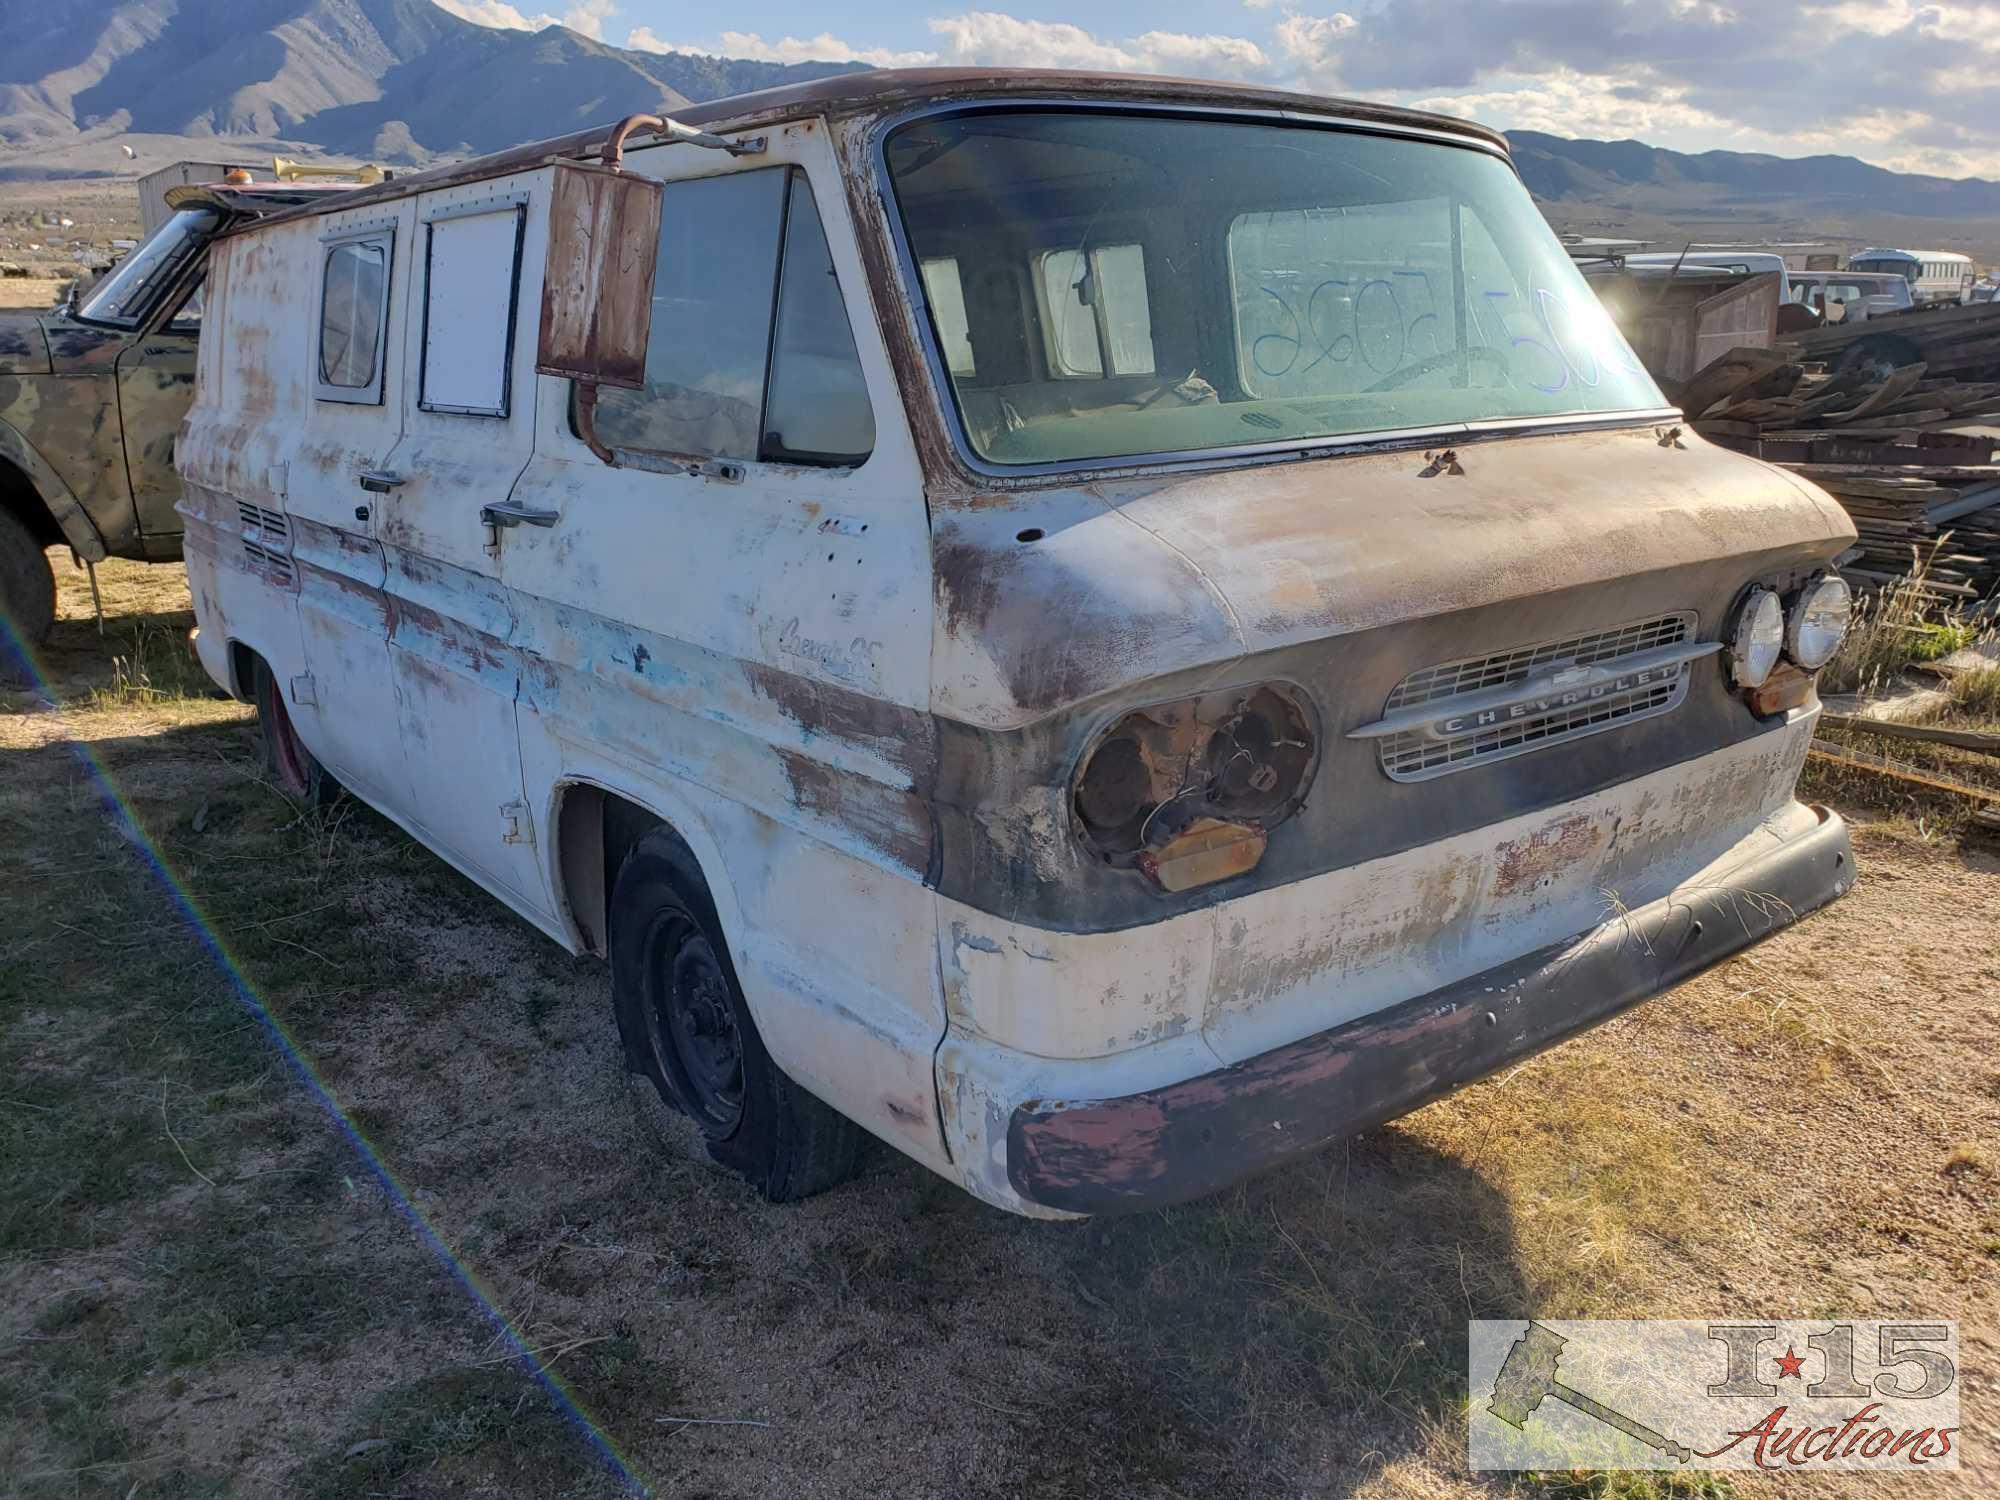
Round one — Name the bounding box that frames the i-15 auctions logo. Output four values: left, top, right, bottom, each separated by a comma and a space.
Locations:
1468, 1320, 1959, 1471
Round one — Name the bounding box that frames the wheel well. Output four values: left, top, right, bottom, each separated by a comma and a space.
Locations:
556, 785, 707, 956
226, 640, 259, 704
0, 456, 62, 549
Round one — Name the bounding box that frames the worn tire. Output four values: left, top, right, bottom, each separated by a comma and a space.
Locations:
0, 508, 56, 676
610, 828, 863, 1201
252, 656, 338, 805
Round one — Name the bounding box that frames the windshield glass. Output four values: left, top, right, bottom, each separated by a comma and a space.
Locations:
885, 111, 1662, 467
75, 208, 219, 328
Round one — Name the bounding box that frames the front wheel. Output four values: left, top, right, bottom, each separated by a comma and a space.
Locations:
0, 509, 56, 681
610, 828, 862, 1201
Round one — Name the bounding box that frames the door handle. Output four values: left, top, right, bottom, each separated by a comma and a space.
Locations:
356, 470, 405, 493
480, 501, 559, 529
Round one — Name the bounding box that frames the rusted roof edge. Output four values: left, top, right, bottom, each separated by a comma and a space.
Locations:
221, 67, 1507, 236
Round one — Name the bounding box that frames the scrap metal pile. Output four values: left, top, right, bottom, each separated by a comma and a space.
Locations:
1778, 299, 2000, 383
1684, 349, 2000, 605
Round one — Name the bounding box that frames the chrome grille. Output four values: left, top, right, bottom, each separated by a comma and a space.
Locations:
1377, 613, 1697, 782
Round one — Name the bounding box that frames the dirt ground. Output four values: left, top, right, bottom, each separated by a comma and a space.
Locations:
2, 555, 1996, 1499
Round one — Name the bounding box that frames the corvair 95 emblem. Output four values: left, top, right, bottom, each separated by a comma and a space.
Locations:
1345, 640, 1723, 746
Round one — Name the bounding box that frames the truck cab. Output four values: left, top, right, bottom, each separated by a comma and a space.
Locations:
0, 182, 334, 655
178, 70, 1857, 1218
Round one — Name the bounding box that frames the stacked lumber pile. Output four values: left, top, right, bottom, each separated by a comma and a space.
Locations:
1680, 348, 2000, 603
1779, 300, 2000, 382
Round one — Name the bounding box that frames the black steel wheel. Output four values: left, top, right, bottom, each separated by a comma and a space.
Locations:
642, 908, 745, 1136
609, 827, 863, 1200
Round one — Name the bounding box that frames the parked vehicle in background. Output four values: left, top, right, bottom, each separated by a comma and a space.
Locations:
1623, 250, 1796, 298
1846, 248, 1975, 306
1969, 281, 1999, 305
0, 180, 337, 656
1788, 270, 1914, 323
180, 69, 1858, 1218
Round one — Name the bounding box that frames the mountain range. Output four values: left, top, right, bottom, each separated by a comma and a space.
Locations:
1, 0, 1995, 255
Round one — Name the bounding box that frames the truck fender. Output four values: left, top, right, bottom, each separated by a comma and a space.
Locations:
0, 419, 108, 563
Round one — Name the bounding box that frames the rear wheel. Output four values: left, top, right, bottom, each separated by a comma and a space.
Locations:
252, 656, 336, 804
0, 509, 55, 680
610, 828, 862, 1201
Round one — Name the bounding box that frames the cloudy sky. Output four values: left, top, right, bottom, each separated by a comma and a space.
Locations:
433, 0, 2000, 179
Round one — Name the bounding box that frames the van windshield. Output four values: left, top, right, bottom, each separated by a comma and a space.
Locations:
75, 207, 219, 328
885, 111, 1664, 467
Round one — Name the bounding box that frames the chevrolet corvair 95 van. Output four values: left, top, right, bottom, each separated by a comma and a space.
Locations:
179, 70, 1856, 1218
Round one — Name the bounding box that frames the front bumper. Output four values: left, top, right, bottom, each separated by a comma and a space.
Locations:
1004, 804, 1851, 1215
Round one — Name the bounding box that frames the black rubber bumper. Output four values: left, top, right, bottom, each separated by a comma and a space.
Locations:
1006, 806, 1854, 1215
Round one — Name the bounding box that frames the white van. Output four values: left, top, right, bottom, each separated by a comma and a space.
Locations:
1621, 250, 1795, 297
1848, 248, 1975, 306
179, 70, 1857, 1217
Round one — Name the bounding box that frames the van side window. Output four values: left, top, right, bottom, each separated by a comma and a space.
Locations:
763, 173, 875, 464
919, 257, 977, 376
1036, 244, 1156, 378
420, 204, 526, 417
316, 232, 393, 404
592, 167, 874, 468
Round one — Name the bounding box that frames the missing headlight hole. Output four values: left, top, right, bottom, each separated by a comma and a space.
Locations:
1072, 683, 1318, 870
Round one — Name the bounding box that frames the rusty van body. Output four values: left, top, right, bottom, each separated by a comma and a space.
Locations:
178, 70, 1856, 1218
0, 184, 334, 650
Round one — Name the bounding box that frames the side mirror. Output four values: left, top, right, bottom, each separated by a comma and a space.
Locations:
536, 159, 663, 464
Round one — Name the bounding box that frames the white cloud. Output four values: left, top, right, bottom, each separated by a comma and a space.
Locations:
927, 13, 1140, 70
1271, 12, 1357, 89
718, 30, 937, 67
561, 0, 618, 41
432, 0, 558, 28
1407, 68, 1738, 142
925, 13, 1268, 79
431, 0, 614, 36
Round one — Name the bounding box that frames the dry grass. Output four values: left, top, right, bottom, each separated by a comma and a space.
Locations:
0, 277, 67, 311
3, 558, 1996, 1498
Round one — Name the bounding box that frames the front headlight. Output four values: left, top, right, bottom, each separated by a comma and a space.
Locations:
1073, 683, 1318, 890
1786, 574, 1851, 669
1728, 588, 1785, 687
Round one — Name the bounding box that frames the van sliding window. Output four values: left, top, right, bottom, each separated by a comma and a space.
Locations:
315, 230, 393, 405
591, 166, 874, 468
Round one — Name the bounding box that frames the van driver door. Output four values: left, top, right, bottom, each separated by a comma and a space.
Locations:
373, 181, 552, 919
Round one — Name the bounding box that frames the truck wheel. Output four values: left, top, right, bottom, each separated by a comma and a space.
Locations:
0, 508, 56, 673
252, 657, 337, 805
610, 828, 862, 1201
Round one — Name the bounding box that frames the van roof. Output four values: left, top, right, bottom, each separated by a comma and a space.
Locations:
236, 67, 1508, 231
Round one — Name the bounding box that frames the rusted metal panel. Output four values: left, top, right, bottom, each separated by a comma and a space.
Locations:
1005, 801, 1852, 1215
534, 161, 660, 390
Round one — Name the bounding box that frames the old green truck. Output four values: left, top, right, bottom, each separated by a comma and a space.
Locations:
0, 183, 329, 656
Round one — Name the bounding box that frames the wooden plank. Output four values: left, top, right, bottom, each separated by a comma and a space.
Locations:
1819, 715, 2000, 756
1808, 738, 2000, 803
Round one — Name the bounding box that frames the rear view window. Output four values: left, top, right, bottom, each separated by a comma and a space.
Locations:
593, 167, 873, 468
318, 236, 391, 401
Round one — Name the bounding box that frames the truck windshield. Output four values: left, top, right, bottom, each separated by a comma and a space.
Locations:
885, 111, 1664, 467
75, 208, 219, 328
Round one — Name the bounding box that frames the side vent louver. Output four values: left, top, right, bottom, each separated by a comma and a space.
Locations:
237, 502, 295, 586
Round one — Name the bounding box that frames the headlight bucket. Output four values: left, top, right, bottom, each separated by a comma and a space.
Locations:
1728, 588, 1785, 688
1786, 573, 1851, 670
1072, 683, 1319, 887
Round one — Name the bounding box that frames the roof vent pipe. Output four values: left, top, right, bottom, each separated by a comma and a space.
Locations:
601, 113, 766, 170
